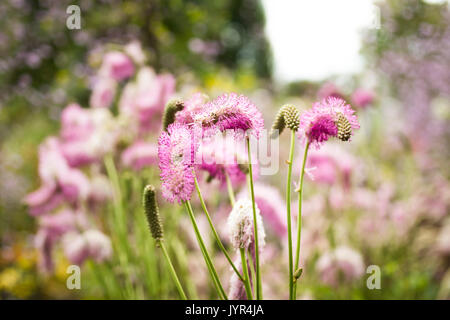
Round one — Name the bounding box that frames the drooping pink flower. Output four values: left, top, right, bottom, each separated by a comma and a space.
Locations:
158, 123, 198, 203
316, 246, 364, 287
121, 141, 158, 171
24, 138, 90, 215
238, 183, 287, 238
191, 93, 264, 138
101, 51, 135, 81
227, 198, 266, 250
351, 88, 374, 109
299, 97, 360, 148
89, 76, 117, 108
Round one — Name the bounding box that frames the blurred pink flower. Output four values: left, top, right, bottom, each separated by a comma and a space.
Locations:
121, 141, 158, 171
34, 209, 88, 272
316, 246, 364, 287
317, 82, 344, 100
62, 229, 112, 266
351, 88, 374, 109
119, 67, 175, 132
60, 107, 119, 167
101, 51, 135, 81
24, 138, 90, 215
89, 76, 117, 108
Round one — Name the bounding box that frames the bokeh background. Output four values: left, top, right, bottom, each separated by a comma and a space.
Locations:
0, 0, 449, 299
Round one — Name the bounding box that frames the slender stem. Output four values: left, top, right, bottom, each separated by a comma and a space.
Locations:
240, 248, 254, 300
184, 200, 228, 300
103, 155, 135, 299
158, 241, 187, 300
193, 173, 244, 281
246, 136, 262, 300
286, 130, 296, 300
225, 171, 236, 206
293, 141, 310, 299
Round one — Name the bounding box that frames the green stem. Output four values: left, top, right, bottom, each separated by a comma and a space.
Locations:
246, 136, 262, 300
193, 173, 244, 282
158, 241, 188, 300
286, 130, 296, 300
225, 171, 236, 206
293, 141, 310, 299
240, 248, 254, 300
183, 200, 228, 300
103, 155, 135, 299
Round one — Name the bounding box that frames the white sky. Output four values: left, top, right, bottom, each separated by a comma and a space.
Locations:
261, 0, 377, 82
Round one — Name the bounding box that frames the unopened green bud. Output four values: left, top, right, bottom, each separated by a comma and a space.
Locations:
143, 185, 164, 244
162, 99, 185, 131
270, 104, 300, 138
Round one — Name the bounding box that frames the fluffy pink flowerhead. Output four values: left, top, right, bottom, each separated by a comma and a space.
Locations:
299, 97, 360, 148
191, 93, 264, 138
158, 123, 198, 203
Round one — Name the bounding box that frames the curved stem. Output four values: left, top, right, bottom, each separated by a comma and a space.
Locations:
225, 171, 236, 206
240, 248, 254, 300
293, 141, 310, 299
193, 173, 244, 282
286, 130, 296, 300
158, 241, 187, 300
183, 200, 228, 300
246, 136, 262, 300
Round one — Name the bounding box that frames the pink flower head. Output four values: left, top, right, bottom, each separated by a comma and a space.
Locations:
191, 93, 264, 138
121, 141, 158, 171
158, 123, 198, 203
351, 88, 374, 109
299, 97, 360, 148
101, 51, 135, 81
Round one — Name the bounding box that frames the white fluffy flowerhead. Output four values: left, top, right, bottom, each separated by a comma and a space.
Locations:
227, 198, 265, 250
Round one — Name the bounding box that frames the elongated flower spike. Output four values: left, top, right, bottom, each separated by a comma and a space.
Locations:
143, 185, 164, 244
270, 104, 300, 138
162, 99, 185, 131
